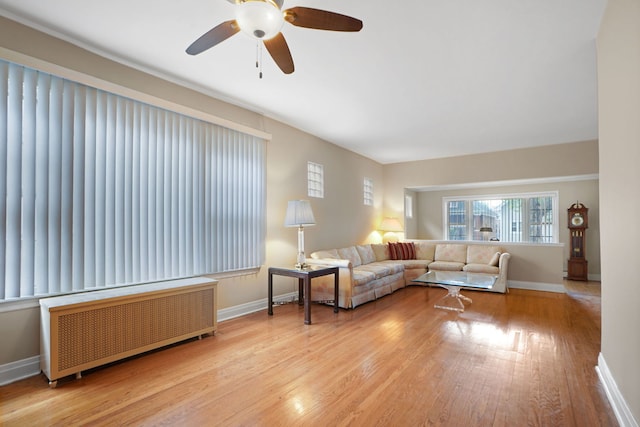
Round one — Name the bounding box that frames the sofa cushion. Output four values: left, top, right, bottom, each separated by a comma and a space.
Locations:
379, 261, 406, 274
428, 261, 465, 271
351, 269, 376, 286
371, 244, 390, 261
434, 244, 467, 263
338, 246, 362, 267
389, 242, 416, 260
310, 248, 339, 259
356, 245, 376, 265
413, 241, 435, 261
463, 264, 500, 274
386, 259, 430, 270
467, 245, 502, 265
355, 263, 392, 279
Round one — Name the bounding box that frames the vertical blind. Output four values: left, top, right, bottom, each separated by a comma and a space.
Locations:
0, 59, 265, 301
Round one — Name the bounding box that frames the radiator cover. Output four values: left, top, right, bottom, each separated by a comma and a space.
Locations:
40, 277, 217, 386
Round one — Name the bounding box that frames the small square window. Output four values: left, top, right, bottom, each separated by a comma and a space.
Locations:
307, 162, 324, 198
364, 177, 374, 206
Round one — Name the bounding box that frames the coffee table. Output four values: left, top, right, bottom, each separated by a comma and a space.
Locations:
412, 270, 496, 312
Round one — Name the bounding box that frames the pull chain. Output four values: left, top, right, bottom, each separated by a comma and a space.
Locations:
255, 42, 263, 79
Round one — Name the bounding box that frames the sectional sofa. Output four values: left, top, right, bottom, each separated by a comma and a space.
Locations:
305, 240, 510, 309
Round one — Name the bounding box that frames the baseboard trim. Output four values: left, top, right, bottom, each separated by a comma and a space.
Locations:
0, 291, 299, 385
0, 355, 40, 386
596, 353, 638, 427
508, 280, 566, 293
562, 272, 602, 282
217, 291, 297, 322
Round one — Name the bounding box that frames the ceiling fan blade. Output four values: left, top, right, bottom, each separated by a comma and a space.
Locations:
186, 20, 240, 55
263, 33, 295, 74
284, 7, 363, 32
226, 0, 283, 5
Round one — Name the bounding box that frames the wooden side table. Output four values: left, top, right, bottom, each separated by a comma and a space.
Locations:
268, 265, 339, 325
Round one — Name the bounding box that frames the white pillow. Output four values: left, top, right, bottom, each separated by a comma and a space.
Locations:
337, 246, 362, 267
356, 245, 376, 265
489, 252, 501, 266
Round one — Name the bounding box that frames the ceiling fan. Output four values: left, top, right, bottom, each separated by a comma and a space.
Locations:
186, 0, 363, 75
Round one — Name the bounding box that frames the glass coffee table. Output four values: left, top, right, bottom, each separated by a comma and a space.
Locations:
412, 270, 497, 312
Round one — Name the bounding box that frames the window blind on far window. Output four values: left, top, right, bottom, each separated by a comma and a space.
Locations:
0, 59, 265, 301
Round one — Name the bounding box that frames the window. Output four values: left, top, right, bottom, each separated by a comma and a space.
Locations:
307, 161, 324, 198
0, 59, 266, 301
405, 195, 413, 219
363, 177, 373, 206
443, 192, 558, 243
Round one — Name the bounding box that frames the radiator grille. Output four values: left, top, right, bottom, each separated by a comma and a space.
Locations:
56, 288, 214, 372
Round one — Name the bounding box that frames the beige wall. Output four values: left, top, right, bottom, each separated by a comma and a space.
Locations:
597, 0, 640, 422
0, 17, 383, 366
383, 142, 600, 284
383, 140, 598, 194
412, 178, 600, 277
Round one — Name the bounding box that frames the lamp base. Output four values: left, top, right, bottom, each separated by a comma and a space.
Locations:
295, 262, 309, 270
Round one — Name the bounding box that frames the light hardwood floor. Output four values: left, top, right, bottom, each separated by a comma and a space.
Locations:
1, 281, 617, 426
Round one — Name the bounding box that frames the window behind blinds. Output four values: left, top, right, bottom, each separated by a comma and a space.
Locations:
0, 59, 265, 301
444, 192, 558, 243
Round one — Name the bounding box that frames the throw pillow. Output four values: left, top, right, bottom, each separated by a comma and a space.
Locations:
338, 246, 362, 267
489, 251, 501, 266
371, 244, 390, 261
388, 242, 416, 260
388, 243, 400, 260
356, 245, 376, 265
399, 242, 416, 260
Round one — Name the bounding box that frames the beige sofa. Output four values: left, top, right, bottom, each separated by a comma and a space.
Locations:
305, 241, 510, 309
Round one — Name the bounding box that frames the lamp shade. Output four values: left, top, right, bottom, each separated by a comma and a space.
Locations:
479, 227, 493, 233
284, 200, 316, 227
379, 217, 403, 232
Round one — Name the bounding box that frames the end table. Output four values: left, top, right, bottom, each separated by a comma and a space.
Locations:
268, 265, 339, 325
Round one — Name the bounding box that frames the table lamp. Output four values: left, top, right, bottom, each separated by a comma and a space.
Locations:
284, 200, 316, 268
379, 217, 403, 243
479, 226, 493, 241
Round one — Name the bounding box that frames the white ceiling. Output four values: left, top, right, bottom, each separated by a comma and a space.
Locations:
0, 0, 606, 164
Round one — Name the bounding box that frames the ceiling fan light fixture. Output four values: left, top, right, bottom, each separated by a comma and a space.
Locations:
236, 0, 284, 40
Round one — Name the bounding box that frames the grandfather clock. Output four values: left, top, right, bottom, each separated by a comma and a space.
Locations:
567, 202, 588, 281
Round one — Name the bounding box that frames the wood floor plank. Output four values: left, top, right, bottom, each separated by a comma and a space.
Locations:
0, 282, 618, 426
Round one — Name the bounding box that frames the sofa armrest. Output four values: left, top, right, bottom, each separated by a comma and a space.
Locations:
495, 252, 511, 293
305, 258, 352, 269
306, 258, 354, 308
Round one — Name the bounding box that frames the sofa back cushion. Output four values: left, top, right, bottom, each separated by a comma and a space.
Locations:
413, 241, 436, 261
467, 245, 503, 265
356, 245, 376, 265
310, 249, 339, 259
371, 244, 390, 261
338, 246, 362, 267
434, 244, 467, 263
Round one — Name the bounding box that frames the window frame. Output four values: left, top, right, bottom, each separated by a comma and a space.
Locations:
363, 177, 374, 206
0, 58, 267, 303
442, 191, 559, 243
307, 161, 324, 199
405, 195, 413, 219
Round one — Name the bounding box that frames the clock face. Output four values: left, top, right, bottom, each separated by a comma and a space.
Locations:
571, 213, 584, 227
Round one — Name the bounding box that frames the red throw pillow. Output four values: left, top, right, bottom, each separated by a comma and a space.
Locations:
399, 242, 415, 260
388, 242, 416, 260
389, 242, 400, 260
